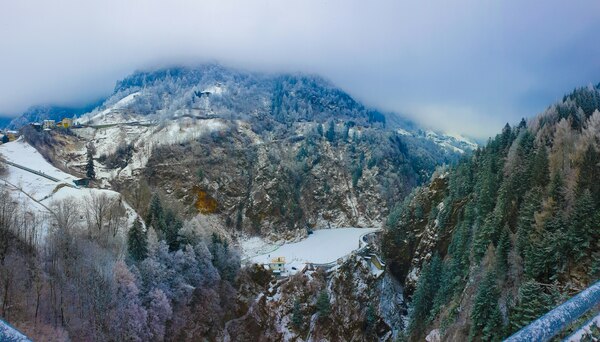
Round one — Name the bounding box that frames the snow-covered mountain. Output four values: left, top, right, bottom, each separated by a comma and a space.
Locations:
8, 64, 475, 238
396, 128, 478, 154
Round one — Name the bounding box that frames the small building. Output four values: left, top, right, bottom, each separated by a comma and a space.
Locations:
43, 120, 56, 129
368, 254, 385, 270
269, 256, 286, 274
30, 123, 42, 132
6, 131, 19, 141
57, 118, 73, 129
73, 178, 90, 187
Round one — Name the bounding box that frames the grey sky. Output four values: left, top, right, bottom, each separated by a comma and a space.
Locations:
1, 0, 599, 138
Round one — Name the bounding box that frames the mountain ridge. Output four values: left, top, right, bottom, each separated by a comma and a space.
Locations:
6, 64, 478, 154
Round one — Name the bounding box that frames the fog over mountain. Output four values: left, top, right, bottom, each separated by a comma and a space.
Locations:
2, 2, 600, 341
1, 0, 600, 138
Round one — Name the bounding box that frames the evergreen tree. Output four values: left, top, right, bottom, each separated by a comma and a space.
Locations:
163, 209, 182, 251
530, 148, 549, 188
86, 149, 96, 180
365, 304, 376, 333
473, 215, 496, 262
470, 270, 503, 341
325, 120, 335, 142
1, 135, 8, 144
475, 154, 500, 219
408, 255, 442, 337
496, 227, 511, 280
548, 173, 565, 207
292, 300, 302, 328
509, 280, 550, 333
499, 123, 514, 150
516, 188, 542, 257
568, 190, 595, 262
545, 212, 568, 279
577, 145, 600, 201
524, 228, 551, 281
146, 194, 164, 232
127, 219, 148, 261
317, 123, 323, 137
316, 290, 331, 319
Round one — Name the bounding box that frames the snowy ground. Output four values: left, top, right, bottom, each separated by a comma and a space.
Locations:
0, 140, 77, 199
242, 228, 380, 275
0, 139, 140, 241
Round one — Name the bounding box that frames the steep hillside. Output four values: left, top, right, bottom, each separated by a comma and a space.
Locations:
383, 84, 600, 341
23, 64, 472, 237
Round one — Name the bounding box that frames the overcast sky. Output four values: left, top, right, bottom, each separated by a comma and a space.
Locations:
1, 0, 600, 138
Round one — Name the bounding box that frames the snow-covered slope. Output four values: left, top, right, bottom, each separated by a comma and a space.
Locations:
0, 139, 78, 199
0, 139, 140, 242
397, 128, 478, 154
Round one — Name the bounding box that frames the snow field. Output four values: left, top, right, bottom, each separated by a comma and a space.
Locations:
243, 227, 380, 275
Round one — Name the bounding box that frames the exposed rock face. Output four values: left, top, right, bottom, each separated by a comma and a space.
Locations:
382, 176, 457, 294
225, 253, 405, 341
142, 121, 422, 236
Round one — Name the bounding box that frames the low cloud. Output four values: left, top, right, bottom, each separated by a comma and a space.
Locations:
1, 0, 599, 138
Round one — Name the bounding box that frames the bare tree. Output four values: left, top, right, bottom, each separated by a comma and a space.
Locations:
106, 196, 127, 238
0, 187, 18, 263
85, 192, 112, 234
52, 198, 80, 234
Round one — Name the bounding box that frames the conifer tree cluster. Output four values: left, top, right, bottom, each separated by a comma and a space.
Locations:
386, 85, 600, 341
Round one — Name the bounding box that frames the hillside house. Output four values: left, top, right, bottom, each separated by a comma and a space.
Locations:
57, 118, 73, 129
6, 131, 19, 141
73, 178, 90, 187
269, 256, 286, 274
43, 120, 56, 129
30, 123, 42, 132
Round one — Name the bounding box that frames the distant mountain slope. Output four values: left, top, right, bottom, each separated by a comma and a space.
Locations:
21, 64, 475, 237
8, 64, 477, 154
0, 117, 12, 129
93, 64, 387, 127
383, 84, 600, 341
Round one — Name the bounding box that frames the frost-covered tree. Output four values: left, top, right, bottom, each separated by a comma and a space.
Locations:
110, 261, 148, 342
146, 288, 172, 342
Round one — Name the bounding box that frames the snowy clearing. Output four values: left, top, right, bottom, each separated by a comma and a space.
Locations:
244, 228, 380, 275
0, 140, 77, 198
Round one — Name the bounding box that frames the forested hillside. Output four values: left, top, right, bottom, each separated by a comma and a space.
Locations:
19, 65, 469, 236
383, 84, 600, 341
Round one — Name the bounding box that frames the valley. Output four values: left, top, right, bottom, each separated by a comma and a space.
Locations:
0, 65, 598, 341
